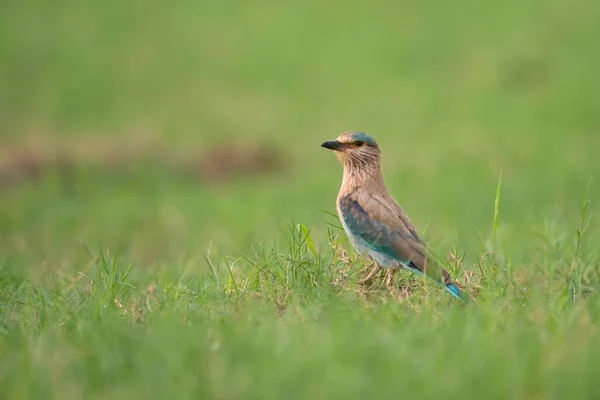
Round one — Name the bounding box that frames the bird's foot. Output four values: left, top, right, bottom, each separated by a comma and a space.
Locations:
385, 268, 397, 295
358, 264, 382, 285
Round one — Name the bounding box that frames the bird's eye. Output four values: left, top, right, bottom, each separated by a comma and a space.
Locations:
354, 141, 364, 147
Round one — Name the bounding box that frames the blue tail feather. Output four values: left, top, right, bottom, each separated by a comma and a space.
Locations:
404, 261, 467, 302
445, 283, 466, 302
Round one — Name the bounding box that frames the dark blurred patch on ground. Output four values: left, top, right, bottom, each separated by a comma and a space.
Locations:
0, 137, 285, 189
503, 54, 550, 88
195, 143, 282, 183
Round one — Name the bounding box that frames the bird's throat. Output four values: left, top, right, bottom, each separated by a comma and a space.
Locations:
341, 161, 384, 191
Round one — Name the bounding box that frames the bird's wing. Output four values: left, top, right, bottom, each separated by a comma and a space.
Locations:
339, 191, 449, 285
355, 190, 425, 244
382, 195, 427, 244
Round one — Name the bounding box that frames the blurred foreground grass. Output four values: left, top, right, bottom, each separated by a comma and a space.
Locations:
1, 0, 600, 398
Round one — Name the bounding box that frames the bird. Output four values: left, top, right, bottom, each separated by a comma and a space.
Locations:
321, 132, 467, 301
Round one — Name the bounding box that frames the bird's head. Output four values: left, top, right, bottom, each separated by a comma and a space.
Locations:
321, 132, 380, 168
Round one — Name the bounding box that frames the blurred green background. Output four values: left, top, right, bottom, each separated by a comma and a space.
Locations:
2, 0, 598, 271
2, 0, 600, 398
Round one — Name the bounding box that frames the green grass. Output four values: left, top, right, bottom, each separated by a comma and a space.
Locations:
2, 212, 599, 399
2, 0, 600, 398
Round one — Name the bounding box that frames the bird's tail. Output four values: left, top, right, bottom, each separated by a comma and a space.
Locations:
406, 261, 470, 302
445, 283, 469, 302
422, 255, 470, 302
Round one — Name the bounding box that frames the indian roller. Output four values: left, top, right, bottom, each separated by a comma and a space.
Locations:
321, 132, 466, 301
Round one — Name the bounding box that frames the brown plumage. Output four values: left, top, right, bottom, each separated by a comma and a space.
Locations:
322, 132, 464, 300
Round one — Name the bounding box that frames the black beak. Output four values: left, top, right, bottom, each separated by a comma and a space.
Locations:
321, 140, 344, 151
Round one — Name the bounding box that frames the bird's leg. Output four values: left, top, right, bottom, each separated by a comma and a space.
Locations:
358, 264, 382, 284
385, 268, 396, 294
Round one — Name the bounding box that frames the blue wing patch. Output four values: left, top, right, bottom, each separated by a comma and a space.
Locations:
339, 195, 417, 263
